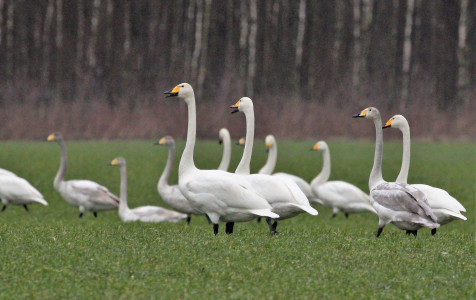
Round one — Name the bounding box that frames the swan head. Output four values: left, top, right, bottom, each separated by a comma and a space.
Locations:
265, 135, 276, 153
310, 140, 328, 152
236, 137, 245, 146
383, 114, 407, 129
230, 97, 253, 114
108, 157, 126, 167
352, 107, 380, 121
155, 136, 175, 146
164, 83, 194, 102
218, 128, 230, 145
46, 132, 63, 142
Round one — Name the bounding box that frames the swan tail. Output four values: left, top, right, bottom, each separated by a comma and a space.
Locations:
249, 209, 279, 219
290, 203, 318, 215
437, 208, 467, 221
33, 198, 48, 206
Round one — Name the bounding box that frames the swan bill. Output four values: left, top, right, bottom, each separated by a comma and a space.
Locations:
230, 100, 240, 113
352, 108, 368, 118
382, 118, 393, 129
164, 85, 181, 97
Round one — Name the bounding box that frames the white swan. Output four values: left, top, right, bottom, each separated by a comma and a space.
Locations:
47, 132, 119, 218
256, 135, 318, 204
164, 83, 278, 235
109, 157, 188, 223
353, 107, 439, 237
310, 140, 376, 218
217, 128, 231, 171
0, 168, 17, 177
230, 97, 317, 234
0, 173, 47, 212
383, 115, 466, 234
156, 136, 204, 224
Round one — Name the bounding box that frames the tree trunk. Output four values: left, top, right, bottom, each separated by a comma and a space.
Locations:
5, 1, 14, 78
400, 0, 415, 110
295, 0, 306, 90
183, 0, 196, 78
239, 0, 249, 94
351, 0, 361, 92
332, 0, 344, 82
87, 0, 100, 74
197, 0, 212, 97
456, 0, 470, 105
76, 0, 85, 78
0, 0, 4, 48
361, 0, 374, 82
246, 0, 257, 97
123, 1, 131, 61
191, 0, 203, 85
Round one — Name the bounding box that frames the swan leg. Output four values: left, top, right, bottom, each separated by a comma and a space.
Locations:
23, 205, 29, 212
330, 213, 337, 219
345, 213, 349, 219
93, 212, 98, 218
410, 230, 417, 237
186, 215, 191, 225
376, 226, 384, 237
213, 224, 219, 235
225, 222, 235, 234
431, 228, 437, 235
205, 214, 212, 224
272, 221, 278, 234
257, 217, 261, 223
78, 212, 84, 218
1, 205, 6, 212
265, 217, 273, 234
406, 230, 411, 235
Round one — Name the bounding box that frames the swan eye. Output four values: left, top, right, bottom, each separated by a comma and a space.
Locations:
181, 85, 184, 87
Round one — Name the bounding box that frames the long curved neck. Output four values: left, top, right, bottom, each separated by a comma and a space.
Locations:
179, 95, 198, 176
218, 134, 231, 171
258, 143, 277, 175
311, 148, 331, 185
396, 122, 411, 183
158, 143, 175, 189
235, 109, 254, 175
54, 140, 67, 190
369, 117, 384, 189
119, 164, 129, 212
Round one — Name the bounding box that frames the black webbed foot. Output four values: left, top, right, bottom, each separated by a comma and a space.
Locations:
225, 222, 235, 234
213, 224, 219, 235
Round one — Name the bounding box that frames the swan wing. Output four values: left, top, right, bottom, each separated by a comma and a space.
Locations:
130, 205, 187, 222
372, 182, 437, 222
411, 184, 466, 213
0, 168, 18, 177
0, 175, 47, 205
273, 173, 314, 199
69, 180, 119, 206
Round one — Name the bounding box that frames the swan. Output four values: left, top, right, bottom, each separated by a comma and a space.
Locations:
164, 83, 278, 235
353, 107, 439, 237
155, 136, 205, 224
217, 128, 231, 171
0, 173, 47, 212
383, 114, 466, 234
310, 140, 376, 218
230, 97, 317, 234
0, 168, 17, 177
109, 157, 188, 223
46, 132, 119, 218
257, 134, 319, 204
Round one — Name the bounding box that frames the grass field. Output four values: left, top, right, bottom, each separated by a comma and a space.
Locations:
0, 139, 474, 299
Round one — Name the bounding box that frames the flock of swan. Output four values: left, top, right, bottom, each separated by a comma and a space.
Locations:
0, 82, 467, 237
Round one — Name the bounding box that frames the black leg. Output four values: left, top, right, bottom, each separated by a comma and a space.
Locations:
79, 212, 84, 218
345, 213, 349, 219
213, 224, 219, 235
186, 216, 191, 225
1, 204, 6, 212
257, 217, 261, 223
376, 227, 384, 237
411, 230, 417, 237
271, 221, 278, 234
225, 222, 235, 234
93, 212, 98, 218
406, 230, 411, 235
205, 214, 212, 224
330, 213, 337, 219
265, 217, 274, 235
23, 205, 29, 212
431, 228, 437, 235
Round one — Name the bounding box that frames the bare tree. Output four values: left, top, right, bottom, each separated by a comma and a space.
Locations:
246, 0, 257, 97
197, 0, 212, 97
332, 0, 344, 81
123, 1, 131, 60
400, 0, 415, 110
351, 0, 362, 91
76, 0, 85, 77
183, 0, 196, 78
456, 0, 470, 105
361, 0, 374, 81
5, 0, 14, 77
191, 0, 203, 85
0, 0, 4, 47
295, 0, 306, 89
87, 0, 101, 73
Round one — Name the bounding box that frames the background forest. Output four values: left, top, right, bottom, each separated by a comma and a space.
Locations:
0, 0, 474, 140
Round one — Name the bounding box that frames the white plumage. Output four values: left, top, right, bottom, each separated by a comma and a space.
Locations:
0, 174, 48, 212
310, 140, 375, 218
47, 132, 119, 218
110, 157, 188, 223
164, 83, 278, 235
383, 114, 466, 231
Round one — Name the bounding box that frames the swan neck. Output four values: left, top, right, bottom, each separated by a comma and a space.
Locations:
119, 164, 129, 213
54, 140, 67, 190
396, 122, 411, 183
159, 143, 175, 189
235, 109, 254, 175
218, 133, 231, 171
312, 148, 331, 185
179, 95, 197, 176
258, 142, 277, 175
369, 117, 384, 189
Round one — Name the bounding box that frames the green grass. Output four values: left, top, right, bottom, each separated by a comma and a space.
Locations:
0, 140, 474, 299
